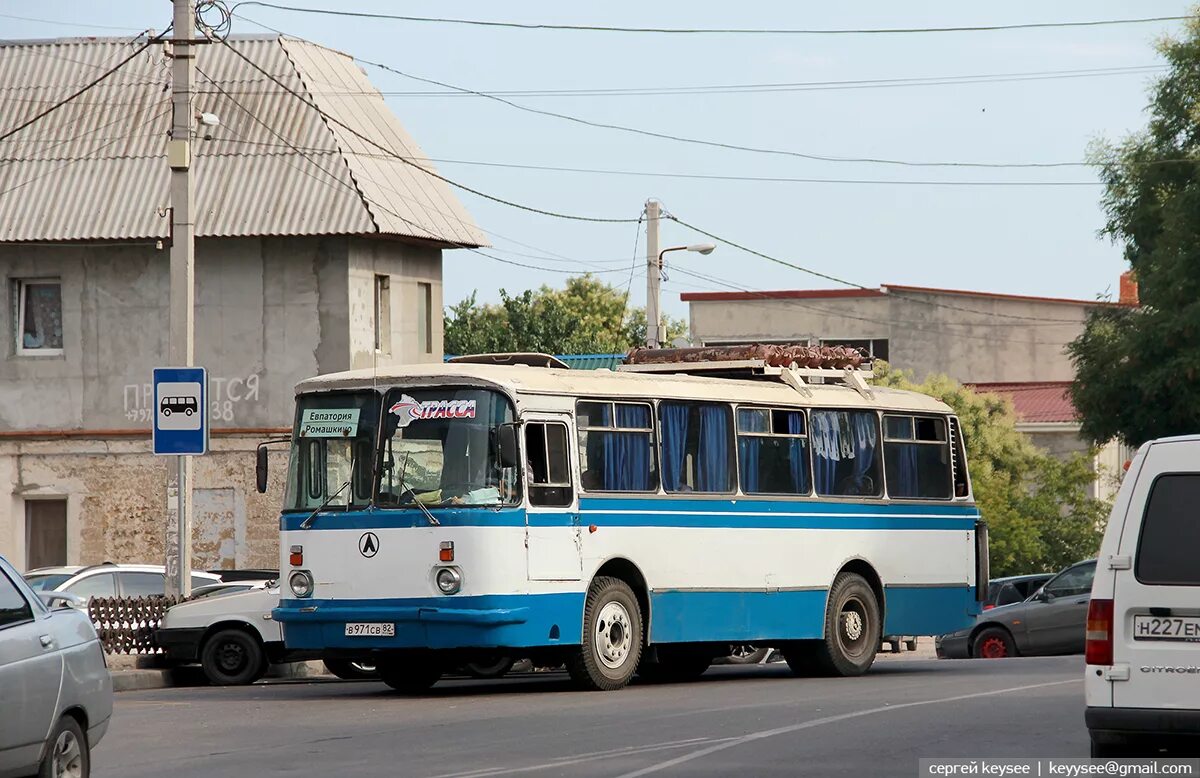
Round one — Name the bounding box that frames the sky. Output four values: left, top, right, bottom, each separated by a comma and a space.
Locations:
2, 1, 1192, 321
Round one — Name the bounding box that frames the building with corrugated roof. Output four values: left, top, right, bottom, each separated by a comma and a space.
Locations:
0, 35, 484, 572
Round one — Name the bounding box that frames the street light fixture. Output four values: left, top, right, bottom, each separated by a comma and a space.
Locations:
648, 243, 717, 348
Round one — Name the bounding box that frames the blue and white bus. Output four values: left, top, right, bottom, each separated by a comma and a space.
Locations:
266, 353, 986, 691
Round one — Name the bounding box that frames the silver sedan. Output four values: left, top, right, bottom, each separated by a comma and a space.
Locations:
0, 555, 112, 778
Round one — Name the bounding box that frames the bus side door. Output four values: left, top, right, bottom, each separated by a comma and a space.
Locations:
522, 414, 582, 581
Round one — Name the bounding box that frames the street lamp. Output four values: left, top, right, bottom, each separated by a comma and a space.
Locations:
647, 243, 717, 348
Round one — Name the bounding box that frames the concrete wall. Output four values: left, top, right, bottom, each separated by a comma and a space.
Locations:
688, 290, 1091, 384
347, 237, 443, 370
0, 236, 356, 432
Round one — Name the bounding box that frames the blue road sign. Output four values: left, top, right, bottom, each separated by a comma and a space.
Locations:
152, 367, 208, 456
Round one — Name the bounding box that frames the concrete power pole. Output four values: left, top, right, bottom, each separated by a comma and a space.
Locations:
644, 199, 661, 348
166, 0, 196, 598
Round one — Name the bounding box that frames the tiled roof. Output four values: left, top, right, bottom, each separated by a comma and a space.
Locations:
0, 35, 485, 246
967, 381, 1078, 424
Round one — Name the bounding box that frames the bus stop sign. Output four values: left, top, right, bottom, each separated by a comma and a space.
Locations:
152, 367, 208, 455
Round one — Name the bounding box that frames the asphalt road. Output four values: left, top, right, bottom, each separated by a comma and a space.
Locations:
96, 657, 1088, 777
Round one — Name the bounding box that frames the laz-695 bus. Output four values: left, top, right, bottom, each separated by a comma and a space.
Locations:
261, 349, 986, 692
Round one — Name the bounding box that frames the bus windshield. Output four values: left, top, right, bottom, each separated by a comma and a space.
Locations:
378, 387, 519, 507
284, 391, 380, 512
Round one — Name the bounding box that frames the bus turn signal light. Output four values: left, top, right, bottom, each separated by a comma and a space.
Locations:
1086, 598, 1114, 666
439, 541, 454, 562
289, 545, 303, 566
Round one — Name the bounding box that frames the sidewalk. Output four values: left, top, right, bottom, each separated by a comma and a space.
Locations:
107, 655, 332, 692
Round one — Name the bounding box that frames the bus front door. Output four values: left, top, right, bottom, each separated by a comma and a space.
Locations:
522, 414, 582, 581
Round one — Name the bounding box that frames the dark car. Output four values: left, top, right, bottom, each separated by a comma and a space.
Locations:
936, 560, 1096, 659
983, 573, 1055, 611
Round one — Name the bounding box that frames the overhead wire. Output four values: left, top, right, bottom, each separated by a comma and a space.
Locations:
231, 4, 1195, 36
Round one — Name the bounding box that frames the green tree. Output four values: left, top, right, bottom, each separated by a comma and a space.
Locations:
1069, 16, 1200, 446
444, 275, 686, 356
873, 363, 1109, 576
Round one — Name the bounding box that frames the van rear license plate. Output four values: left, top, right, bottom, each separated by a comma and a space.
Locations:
1133, 615, 1200, 641
344, 622, 395, 637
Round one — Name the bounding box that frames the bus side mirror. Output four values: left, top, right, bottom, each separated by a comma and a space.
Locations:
256, 444, 269, 493
495, 424, 519, 469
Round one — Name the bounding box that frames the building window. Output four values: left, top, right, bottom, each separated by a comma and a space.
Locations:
417, 282, 432, 354
819, 338, 888, 362
25, 499, 67, 569
373, 275, 391, 354
15, 278, 63, 355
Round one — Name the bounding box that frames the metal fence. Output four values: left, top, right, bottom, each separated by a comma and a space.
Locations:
88, 595, 186, 655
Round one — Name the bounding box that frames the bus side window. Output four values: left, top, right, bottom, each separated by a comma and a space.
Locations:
810, 410, 881, 498
526, 422, 573, 507
882, 414, 952, 499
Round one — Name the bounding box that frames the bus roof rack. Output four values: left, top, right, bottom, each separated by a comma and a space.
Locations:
618, 345, 875, 400
447, 352, 570, 369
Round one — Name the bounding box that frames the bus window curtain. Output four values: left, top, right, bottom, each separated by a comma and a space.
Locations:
788, 413, 810, 493
738, 437, 760, 492
660, 403, 689, 492
889, 442, 920, 497
610, 405, 651, 490
849, 413, 878, 494
811, 412, 839, 494
697, 405, 730, 491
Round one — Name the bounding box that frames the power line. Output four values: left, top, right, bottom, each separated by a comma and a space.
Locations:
207, 136, 1100, 186
469, 249, 628, 274
0, 37, 158, 143
232, 3, 1194, 35
214, 38, 639, 224
667, 215, 1088, 323
0, 12, 146, 32
355, 56, 1106, 170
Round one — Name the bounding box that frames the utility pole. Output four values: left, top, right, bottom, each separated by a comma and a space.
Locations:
166, 0, 196, 598
644, 199, 661, 348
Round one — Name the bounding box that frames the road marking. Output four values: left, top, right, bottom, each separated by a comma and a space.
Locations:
615, 678, 1082, 777
426, 736, 743, 778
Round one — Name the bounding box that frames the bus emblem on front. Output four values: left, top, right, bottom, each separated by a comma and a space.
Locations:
359, 532, 379, 558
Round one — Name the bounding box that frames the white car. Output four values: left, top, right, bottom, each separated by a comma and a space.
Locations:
1085, 435, 1200, 757
23, 563, 221, 603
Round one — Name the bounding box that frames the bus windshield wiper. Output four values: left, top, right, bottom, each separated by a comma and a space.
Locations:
300, 480, 351, 529
395, 453, 440, 526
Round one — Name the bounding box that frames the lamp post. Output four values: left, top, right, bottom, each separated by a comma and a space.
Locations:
646, 243, 716, 348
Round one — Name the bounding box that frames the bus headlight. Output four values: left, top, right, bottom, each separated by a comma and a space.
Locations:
289, 569, 314, 598
435, 567, 462, 595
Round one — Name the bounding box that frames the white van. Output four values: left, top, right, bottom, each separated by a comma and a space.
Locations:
1085, 435, 1200, 757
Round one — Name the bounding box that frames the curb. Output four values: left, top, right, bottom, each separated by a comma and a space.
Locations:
111, 669, 174, 692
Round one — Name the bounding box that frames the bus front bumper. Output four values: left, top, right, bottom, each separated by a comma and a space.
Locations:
274, 594, 584, 650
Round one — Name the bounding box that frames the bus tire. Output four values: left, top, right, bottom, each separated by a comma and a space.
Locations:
813, 572, 880, 677
380, 661, 442, 693
567, 576, 643, 691
637, 646, 712, 683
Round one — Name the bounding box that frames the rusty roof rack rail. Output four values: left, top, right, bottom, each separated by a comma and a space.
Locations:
618, 344, 875, 400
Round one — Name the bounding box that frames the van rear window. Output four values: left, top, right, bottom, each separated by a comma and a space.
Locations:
1136, 473, 1200, 586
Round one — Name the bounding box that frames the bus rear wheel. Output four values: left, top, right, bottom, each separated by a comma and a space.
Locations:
812, 572, 881, 677
380, 660, 442, 693
567, 576, 643, 691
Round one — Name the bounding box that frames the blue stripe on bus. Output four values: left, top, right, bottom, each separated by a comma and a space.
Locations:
279, 498, 978, 531
275, 585, 978, 651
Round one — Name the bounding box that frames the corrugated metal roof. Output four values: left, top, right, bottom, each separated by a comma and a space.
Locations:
556, 354, 626, 370
0, 35, 484, 246
967, 382, 1079, 424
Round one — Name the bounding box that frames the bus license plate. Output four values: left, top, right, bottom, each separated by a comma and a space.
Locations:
1133, 615, 1200, 641
344, 622, 395, 637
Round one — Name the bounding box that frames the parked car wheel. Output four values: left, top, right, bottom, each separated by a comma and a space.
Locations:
461, 656, 515, 679
200, 628, 267, 685
566, 576, 643, 691
380, 661, 442, 693
971, 627, 1017, 659
322, 659, 379, 681
724, 644, 770, 665
637, 645, 712, 683
38, 715, 89, 778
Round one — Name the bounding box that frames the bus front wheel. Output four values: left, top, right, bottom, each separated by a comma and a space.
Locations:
380, 660, 442, 693
811, 572, 881, 677
567, 576, 643, 691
